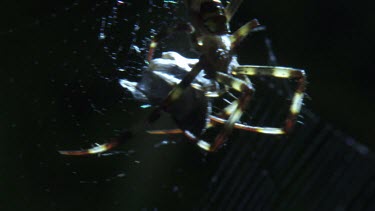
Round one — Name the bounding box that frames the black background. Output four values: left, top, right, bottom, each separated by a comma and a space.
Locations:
1, 0, 374, 210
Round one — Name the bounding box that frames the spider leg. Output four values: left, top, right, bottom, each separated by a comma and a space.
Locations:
215, 74, 251, 118
220, 100, 238, 117
58, 138, 120, 156
230, 19, 260, 48
58, 131, 132, 156
224, 0, 243, 22
203, 72, 255, 152
209, 115, 284, 134
232, 65, 306, 133
146, 129, 184, 135
148, 23, 194, 61
148, 60, 204, 123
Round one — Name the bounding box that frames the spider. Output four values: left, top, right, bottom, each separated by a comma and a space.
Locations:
59, 0, 305, 155
146, 0, 306, 151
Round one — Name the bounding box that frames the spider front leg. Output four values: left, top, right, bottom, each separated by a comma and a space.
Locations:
197, 72, 254, 152
230, 19, 260, 48
232, 65, 306, 133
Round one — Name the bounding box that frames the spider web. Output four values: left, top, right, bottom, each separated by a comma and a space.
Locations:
3, 0, 375, 210
98, 0, 185, 80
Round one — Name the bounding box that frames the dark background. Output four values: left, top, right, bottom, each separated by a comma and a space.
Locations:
1, 0, 374, 210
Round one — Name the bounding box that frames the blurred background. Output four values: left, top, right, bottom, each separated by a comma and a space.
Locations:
1, 0, 374, 210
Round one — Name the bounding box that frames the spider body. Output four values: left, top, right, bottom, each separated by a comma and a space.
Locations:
147, 0, 306, 151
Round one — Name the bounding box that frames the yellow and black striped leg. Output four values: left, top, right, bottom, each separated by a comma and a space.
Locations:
216, 75, 251, 119
199, 72, 254, 152
148, 61, 204, 123
209, 115, 284, 134
230, 19, 260, 48
148, 23, 194, 62
233, 65, 306, 133
146, 129, 184, 135
220, 100, 238, 118
58, 138, 120, 156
